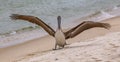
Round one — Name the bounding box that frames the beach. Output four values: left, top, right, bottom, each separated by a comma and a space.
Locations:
0, 0, 120, 62
0, 16, 120, 62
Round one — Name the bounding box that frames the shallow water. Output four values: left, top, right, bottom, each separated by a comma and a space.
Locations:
0, 0, 120, 34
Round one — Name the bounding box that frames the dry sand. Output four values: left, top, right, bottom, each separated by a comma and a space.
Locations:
0, 16, 120, 62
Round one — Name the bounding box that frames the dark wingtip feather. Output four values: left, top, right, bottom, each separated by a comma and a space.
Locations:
103, 23, 111, 30
10, 14, 20, 20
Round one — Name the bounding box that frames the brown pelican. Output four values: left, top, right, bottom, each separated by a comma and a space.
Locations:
10, 14, 111, 50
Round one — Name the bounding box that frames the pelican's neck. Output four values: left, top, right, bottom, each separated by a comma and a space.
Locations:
57, 16, 61, 29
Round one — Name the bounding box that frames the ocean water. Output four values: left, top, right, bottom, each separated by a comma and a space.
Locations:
0, 0, 120, 34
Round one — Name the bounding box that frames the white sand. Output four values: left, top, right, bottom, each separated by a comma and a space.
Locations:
15, 32, 120, 62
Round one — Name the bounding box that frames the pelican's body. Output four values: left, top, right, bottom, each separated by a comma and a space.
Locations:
10, 14, 111, 50
54, 16, 66, 49
55, 29, 66, 48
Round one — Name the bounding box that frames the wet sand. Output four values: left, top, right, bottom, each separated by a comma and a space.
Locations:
0, 16, 120, 62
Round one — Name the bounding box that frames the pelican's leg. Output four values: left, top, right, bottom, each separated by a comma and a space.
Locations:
55, 43, 57, 49
58, 45, 65, 50
53, 43, 57, 50
65, 41, 70, 45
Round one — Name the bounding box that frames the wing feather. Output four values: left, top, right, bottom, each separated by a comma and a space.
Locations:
10, 14, 55, 36
64, 21, 111, 39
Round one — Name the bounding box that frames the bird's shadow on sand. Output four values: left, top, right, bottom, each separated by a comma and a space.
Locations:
54, 43, 99, 51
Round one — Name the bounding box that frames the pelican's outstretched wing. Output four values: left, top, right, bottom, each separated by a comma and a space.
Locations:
10, 14, 55, 36
64, 21, 111, 39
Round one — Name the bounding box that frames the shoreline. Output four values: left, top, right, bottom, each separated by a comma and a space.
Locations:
1, 7, 120, 48
0, 12, 119, 48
